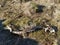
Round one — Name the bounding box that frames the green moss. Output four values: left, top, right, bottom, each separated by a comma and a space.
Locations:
3, 18, 12, 25
13, 16, 30, 27
33, 17, 42, 25
29, 30, 45, 41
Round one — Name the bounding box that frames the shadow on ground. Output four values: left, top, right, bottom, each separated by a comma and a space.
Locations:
36, 5, 45, 13
0, 19, 5, 30
0, 20, 38, 45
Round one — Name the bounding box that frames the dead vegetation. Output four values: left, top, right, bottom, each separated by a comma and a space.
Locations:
0, 0, 60, 45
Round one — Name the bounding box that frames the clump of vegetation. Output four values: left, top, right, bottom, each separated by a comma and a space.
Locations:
0, 0, 60, 45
